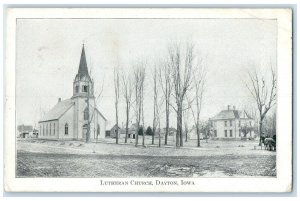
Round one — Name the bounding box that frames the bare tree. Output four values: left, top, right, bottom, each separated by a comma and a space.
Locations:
133, 61, 146, 147
158, 59, 173, 145
183, 108, 190, 142
114, 62, 120, 144
152, 67, 158, 145
168, 42, 195, 147
190, 60, 206, 147
121, 71, 133, 143
245, 66, 277, 146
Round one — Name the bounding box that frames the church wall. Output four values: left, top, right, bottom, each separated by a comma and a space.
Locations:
38, 120, 59, 139
90, 111, 106, 140
58, 106, 75, 139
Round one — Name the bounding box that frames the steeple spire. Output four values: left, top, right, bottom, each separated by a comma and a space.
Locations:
77, 44, 89, 78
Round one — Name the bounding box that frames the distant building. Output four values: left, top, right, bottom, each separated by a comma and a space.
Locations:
110, 124, 121, 138
17, 125, 33, 138
38, 45, 107, 141
209, 105, 255, 139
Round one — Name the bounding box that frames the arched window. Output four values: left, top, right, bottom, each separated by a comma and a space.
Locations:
82, 85, 88, 92
84, 107, 89, 120
97, 124, 100, 136
65, 123, 68, 135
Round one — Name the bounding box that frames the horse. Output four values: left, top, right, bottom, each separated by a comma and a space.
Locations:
264, 138, 276, 151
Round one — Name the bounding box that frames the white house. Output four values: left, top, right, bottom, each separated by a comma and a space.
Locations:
38, 45, 107, 141
209, 105, 255, 139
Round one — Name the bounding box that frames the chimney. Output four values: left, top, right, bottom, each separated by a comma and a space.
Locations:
233, 105, 236, 110
58, 98, 61, 102
227, 105, 230, 110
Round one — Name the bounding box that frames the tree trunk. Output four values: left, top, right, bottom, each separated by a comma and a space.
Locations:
165, 102, 169, 145
185, 127, 188, 142
142, 128, 145, 147
259, 119, 263, 146
152, 127, 155, 145
115, 105, 119, 144
176, 104, 182, 147
197, 124, 200, 147
158, 120, 161, 147
135, 123, 139, 147
125, 104, 129, 143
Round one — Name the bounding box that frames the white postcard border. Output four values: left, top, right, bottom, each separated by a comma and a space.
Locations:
4, 8, 292, 192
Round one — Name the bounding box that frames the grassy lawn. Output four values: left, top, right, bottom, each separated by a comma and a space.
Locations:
16, 138, 276, 178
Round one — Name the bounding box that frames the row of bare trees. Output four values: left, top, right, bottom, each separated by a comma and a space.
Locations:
112, 41, 207, 148
112, 41, 277, 148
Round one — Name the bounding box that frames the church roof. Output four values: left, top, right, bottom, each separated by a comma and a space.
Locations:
39, 99, 74, 122
76, 45, 91, 80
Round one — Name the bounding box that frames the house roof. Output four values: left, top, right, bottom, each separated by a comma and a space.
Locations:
110, 124, 121, 130
39, 99, 74, 122
211, 110, 252, 120
95, 108, 107, 121
17, 125, 33, 132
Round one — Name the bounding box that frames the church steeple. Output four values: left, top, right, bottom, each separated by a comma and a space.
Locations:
77, 44, 90, 79
72, 44, 94, 98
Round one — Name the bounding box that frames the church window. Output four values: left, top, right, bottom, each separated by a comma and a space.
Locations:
65, 123, 68, 135
83, 85, 88, 92
84, 108, 89, 120
97, 124, 100, 136
75, 85, 79, 93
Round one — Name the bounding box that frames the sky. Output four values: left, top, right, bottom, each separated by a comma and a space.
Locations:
16, 18, 277, 129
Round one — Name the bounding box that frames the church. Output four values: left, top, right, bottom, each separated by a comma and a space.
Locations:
38, 45, 107, 141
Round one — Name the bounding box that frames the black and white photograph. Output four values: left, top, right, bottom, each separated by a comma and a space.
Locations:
4, 8, 293, 192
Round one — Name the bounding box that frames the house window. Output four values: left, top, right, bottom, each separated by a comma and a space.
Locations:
43, 125, 44, 136
215, 130, 217, 137
83, 85, 88, 92
84, 108, 89, 120
53, 123, 55, 135
230, 130, 233, 137
65, 123, 68, 135
75, 85, 79, 93
40, 125, 41, 136
230, 120, 232, 127
239, 129, 241, 137
239, 120, 241, 127
225, 130, 227, 137
50, 123, 51, 136
224, 121, 227, 127
46, 124, 48, 136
